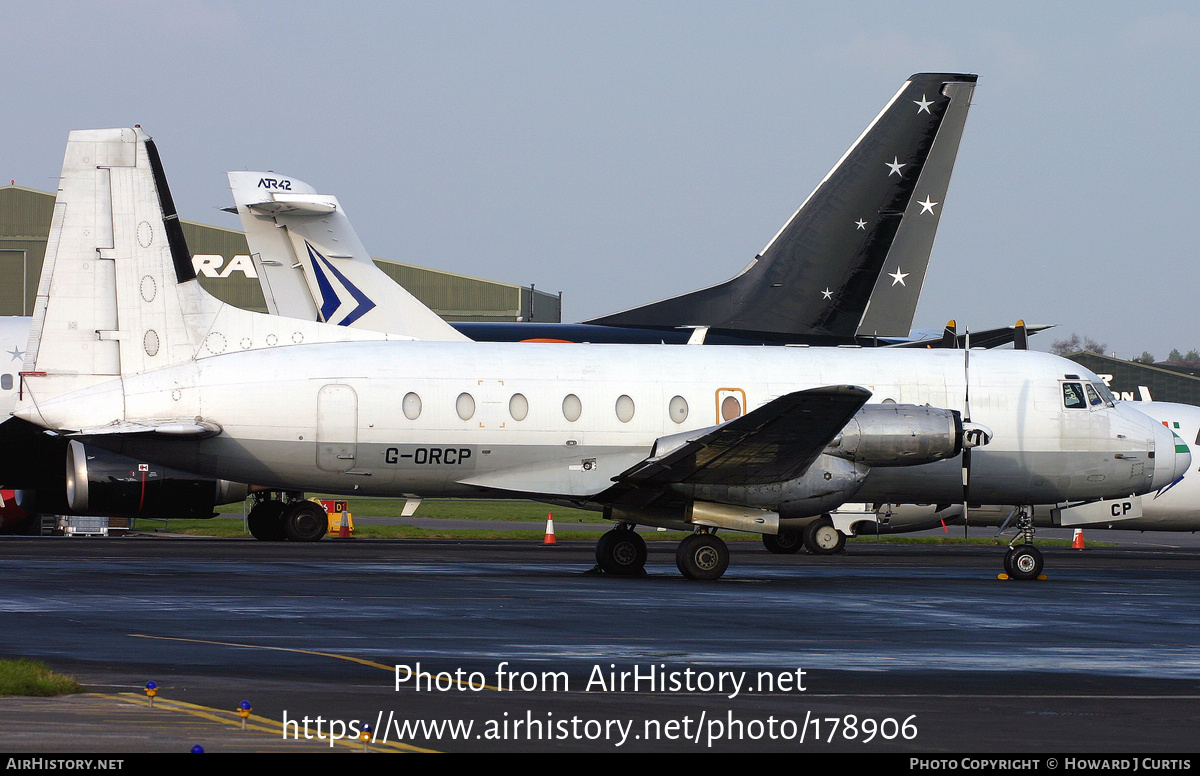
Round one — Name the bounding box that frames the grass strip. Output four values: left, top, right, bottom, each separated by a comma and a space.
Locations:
0, 659, 83, 697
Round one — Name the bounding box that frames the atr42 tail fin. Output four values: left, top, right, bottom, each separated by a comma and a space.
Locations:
584, 73, 977, 339
20, 128, 395, 414
227, 171, 468, 341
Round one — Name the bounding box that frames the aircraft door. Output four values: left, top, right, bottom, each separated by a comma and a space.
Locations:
317, 384, 358, 472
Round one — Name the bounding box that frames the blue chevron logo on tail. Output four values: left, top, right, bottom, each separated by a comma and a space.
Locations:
305, 241, 376, 326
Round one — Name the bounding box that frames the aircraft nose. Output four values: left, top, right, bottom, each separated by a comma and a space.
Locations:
1151, 419, 1192, 490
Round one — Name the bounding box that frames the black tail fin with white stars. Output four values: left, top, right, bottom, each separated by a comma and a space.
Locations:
585, 73, 977, 340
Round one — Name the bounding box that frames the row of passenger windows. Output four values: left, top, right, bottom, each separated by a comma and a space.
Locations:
400, 392, 696, 424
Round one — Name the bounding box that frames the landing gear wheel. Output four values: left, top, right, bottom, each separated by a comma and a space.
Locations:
1003, 547, 1016, 576
247, 500, 287, 542
676, 533, 729, 581
1008, 545, 1043, 581
595, 528, 647, 575
762, 529, 803, 554
282, 501, 329, 542
803, 516, 846, 555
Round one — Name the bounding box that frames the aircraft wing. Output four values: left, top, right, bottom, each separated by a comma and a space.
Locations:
889, 323, 1054, 349
457, 385, 871, 499
614, 385, 871, 487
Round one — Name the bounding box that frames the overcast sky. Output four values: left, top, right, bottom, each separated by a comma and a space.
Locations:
4, 1, 1198, 358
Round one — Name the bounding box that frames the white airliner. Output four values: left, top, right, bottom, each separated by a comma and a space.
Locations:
11, 127, 1186, 581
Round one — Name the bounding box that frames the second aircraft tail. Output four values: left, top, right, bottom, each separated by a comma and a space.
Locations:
585, 73, 977, 339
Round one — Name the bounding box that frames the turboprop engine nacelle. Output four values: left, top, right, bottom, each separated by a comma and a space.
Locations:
827, 404, 965, 466
64, 441, 249, 519
674, 453, 872, 519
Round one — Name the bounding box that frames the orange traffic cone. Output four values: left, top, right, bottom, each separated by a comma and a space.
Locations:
1072, 528, 1085, 550
339, 510, 350, 538
543, 512, 556, 545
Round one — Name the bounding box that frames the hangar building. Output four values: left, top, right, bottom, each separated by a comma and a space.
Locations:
1066, 352, 1200, 407
0, 184, 561, 322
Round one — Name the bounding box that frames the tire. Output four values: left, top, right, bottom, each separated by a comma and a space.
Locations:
247, 500, 287, 541
1003, 547, 1016, 576
803, 516, 846, 555
762, 529, 803, 554
1008, 545, 1043, 581
595, 528, 647, 575
675, 533, 729, 581
282, 501, 329, 542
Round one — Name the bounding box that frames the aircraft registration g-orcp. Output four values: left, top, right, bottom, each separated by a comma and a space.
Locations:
13, 128, 1187, 580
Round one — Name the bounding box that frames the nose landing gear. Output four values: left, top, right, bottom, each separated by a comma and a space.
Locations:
1000, 508, 1044, 581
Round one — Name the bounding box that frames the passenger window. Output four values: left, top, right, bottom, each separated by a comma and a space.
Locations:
1062, 383, 1086, 409
1084, 384, 1103, 407
402, 392, 422, 420
562, 394, 582, 422
509, 393, 529, 421
669, 395, 688, 424
456, 392, 476, 421
615, 395, 635, 423
0, 374, 11, 391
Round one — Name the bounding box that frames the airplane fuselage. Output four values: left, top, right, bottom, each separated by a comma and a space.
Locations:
22, 344, 1178, 514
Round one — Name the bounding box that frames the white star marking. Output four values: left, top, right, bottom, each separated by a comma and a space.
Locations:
917, 195, 938, 215
914, 94, 933, 114
855, 218, 867, 230
885, 157, 906, 176
889, 267, 909, 286
822, 288, 833, 300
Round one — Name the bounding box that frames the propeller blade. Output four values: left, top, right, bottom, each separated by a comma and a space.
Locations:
962, 329, 971, 538
1013, 319, 1028, 350
941, 319, 957, 349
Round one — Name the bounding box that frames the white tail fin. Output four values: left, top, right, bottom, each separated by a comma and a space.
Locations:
21, 128, 398, 413
227, 171, 468, 341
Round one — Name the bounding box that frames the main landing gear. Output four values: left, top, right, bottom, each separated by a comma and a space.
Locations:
593, 525, 731, 580
676, 531, 729, 581
594, 525, 647, 576
762, 529, 803, 554
246, 492, 329, 542
1000, 508, 1044, 581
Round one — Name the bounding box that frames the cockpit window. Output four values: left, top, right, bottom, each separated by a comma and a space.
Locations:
1084, 384, 1103, 407
1062, 382, 1087, 409
1091, 381, 1116, 407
